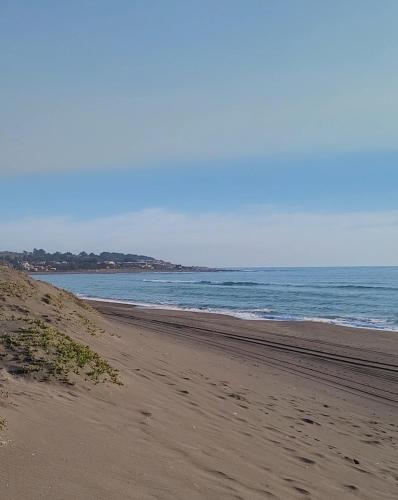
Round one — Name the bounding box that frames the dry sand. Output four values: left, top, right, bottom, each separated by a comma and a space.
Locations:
1, 268, 398, 499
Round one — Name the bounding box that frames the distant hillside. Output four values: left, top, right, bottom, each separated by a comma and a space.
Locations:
0, 249, 210, 273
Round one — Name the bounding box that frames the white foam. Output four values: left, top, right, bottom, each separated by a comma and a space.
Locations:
301, 315, 398, 332
142, 279, 199, 283
80, 295, 398, 331
80, 295, 269, 320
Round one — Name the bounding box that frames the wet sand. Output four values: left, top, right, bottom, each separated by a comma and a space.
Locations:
92, 300, 398, 408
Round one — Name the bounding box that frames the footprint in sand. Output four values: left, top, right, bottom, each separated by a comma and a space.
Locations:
344, 484, 358, 491
293, 486, 310, 495
301, 418, 318, 425
297, 456, 316, 465
228, 393, 246, 401
362, 439, 381, 445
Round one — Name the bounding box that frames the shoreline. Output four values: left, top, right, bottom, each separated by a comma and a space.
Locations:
82, 295, 398, 333
87, 298, 398, 356
89, 298, 398, 400
32, 267, 398, 333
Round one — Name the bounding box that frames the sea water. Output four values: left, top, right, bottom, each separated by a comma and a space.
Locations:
34, 267, 398, 331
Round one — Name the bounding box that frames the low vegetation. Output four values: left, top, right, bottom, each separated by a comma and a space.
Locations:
1, 319, 121, 385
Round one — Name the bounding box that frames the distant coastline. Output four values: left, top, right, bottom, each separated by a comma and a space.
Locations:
31, 267, 223, 275
1, 248, 213, 274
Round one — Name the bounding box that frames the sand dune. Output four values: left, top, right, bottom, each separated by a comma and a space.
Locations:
1, 267, 397, 499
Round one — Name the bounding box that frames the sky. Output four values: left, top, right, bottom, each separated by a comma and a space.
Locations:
1, 1, 398, 266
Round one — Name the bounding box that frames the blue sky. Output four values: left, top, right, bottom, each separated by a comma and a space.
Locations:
1, 1, 398, 265
1, 154, 398, 220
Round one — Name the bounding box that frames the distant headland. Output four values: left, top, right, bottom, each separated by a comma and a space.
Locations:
0, 249, 213, 273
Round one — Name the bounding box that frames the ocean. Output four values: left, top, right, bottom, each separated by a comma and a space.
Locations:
34, 267, 398, 332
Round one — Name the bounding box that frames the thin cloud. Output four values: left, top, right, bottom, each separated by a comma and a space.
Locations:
2, 80, 398, 176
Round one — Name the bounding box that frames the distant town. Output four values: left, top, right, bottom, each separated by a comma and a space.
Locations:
0, 249, 211, 273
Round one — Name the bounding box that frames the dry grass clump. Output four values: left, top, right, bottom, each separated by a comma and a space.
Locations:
0, 280, 33, 300
41, 293, 52, 304
76, 312, 105, 336
0, 416, 7, 431
1, 319, 121, 385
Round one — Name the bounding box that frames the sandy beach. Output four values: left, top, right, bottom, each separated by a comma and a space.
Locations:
1, 270, 398, 499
